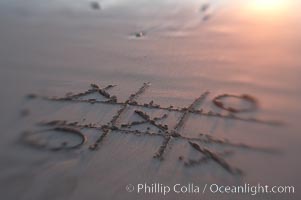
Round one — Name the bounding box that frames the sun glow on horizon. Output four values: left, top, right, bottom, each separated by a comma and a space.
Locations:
247, 0, 290, 15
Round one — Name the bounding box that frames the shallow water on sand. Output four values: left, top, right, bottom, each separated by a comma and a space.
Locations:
0, 1, 301, 200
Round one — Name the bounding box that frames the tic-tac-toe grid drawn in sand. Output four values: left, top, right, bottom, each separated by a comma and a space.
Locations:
22, 83, 282, 176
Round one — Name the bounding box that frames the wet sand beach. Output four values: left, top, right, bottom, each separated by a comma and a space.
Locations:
0, 0, 300, 199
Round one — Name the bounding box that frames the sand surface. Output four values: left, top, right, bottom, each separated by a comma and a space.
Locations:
0, 0, 301, 199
